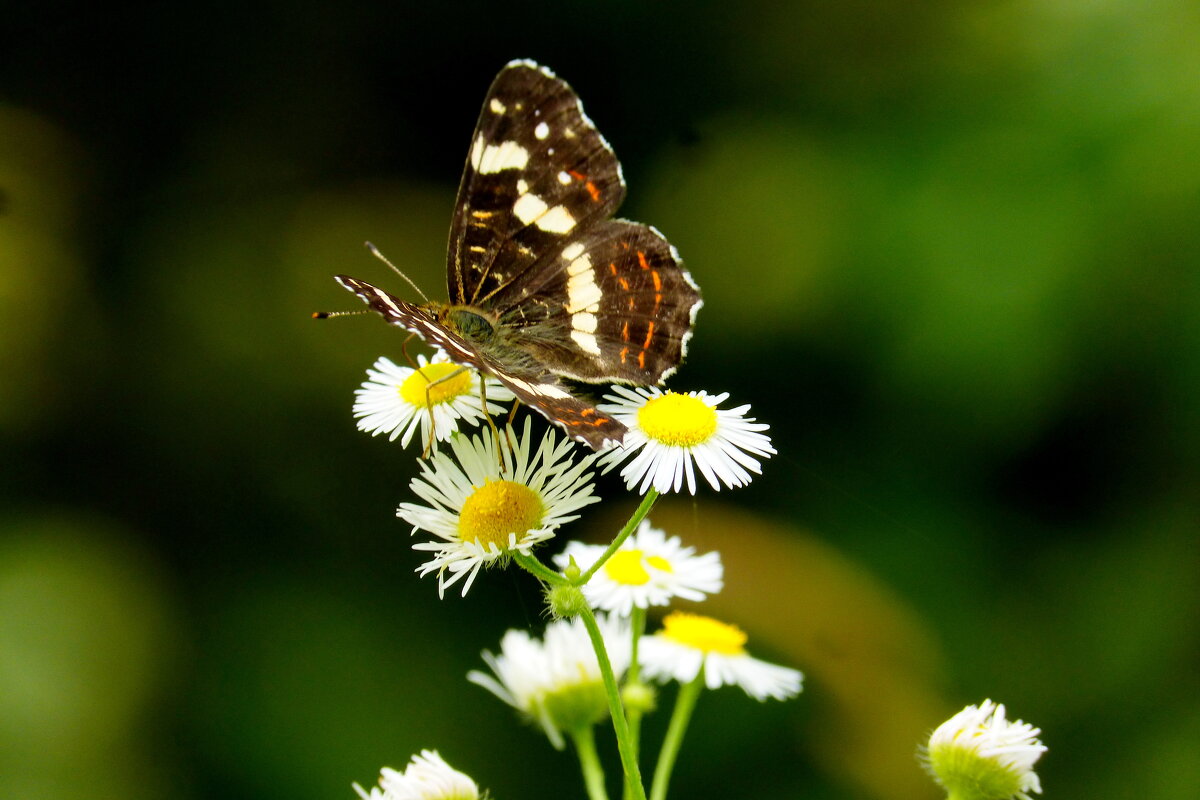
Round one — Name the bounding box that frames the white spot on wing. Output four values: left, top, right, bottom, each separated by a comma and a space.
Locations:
534, 121, 549, 140
473, 136, 529, 174
517, 179, 528, 194
558, 171, 572, 185
511, 194, 577, 234
513, 193, 548, 225
567, 281, 602, 312
506, 377, 571, 399
535, 205, 576, 234
572, 311, 598, 333
566, 253, 591, 277
489, 98, 506, 114
565, 247, 601, 318
572, 329, 601, 355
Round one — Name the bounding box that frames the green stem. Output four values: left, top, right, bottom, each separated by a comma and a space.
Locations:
628, 606, 646, 685
512, 550, 568, 585
570, 725, 610, 800
579, 605, 647, 800
649, 668, 705, 800
577, 489, 660, 586
622, 606, 648, 800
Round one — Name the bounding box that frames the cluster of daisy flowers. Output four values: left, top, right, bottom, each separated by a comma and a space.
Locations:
343, 351, 1048, 800
344, 350, 802, 798
351, 352, 775, 598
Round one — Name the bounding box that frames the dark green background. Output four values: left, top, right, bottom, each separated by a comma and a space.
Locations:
2, 1, 1197, 798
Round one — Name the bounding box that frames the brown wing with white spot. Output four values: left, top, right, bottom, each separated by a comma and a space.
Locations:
446, 60, 625, 309
492, 220, 703, 385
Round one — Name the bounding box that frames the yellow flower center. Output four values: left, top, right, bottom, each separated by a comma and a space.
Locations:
646, 555, 672, 572
399, 363, 473, 408
661, 611, 747, 655
457, 479, 544, 548
637, 392, 718, 447
603, 551, 675, 586
604, 550, 649, 585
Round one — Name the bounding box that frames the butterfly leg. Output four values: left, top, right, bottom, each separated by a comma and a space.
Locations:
477, 378, 512, 474
420, 364, 472, 459
399, 331, 420, 368
503, 399, 522, 458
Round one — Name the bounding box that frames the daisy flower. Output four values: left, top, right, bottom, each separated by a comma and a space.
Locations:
467, 614, 631, 749
353, 353, 514, 448
640, 611, 802, 701
598, 386, 775, 495
399, 416, 600, 597
553, 520, 724, 616
353, 750, 479, 800
922, 700, 1047, 800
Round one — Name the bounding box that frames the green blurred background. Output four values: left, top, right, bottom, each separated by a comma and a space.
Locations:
2, 1, 1197, 798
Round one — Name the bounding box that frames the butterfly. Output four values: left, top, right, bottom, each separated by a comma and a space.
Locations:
335, 60, 702, 449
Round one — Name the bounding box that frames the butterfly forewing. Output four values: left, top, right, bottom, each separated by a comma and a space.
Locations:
335, 275, 628, 448
447, 61, 626, 308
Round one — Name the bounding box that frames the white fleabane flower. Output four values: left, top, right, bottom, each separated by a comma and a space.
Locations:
553, 520, 723, 616
353, 750, 478, 800
640, 611, 802, 701
598, 386, 775, 494
922, 700, 1047, 800
468, 614, 630, 749
399, 416, 599, 597
353, 354, 514, 448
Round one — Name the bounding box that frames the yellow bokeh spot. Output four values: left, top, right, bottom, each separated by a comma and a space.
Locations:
458, 480, 544, 548
604, 550, 650, 585
661, 611, 747, 655
637, 392, 718, 447
400, 363, 473, 408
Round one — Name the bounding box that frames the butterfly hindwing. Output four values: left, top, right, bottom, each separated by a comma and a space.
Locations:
494, 220, 701, 384
471, 362, 627, 447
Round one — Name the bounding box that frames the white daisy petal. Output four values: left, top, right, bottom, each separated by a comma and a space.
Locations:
701, 651, 802, 700
353, 354, 514, 450
467, 614, 630, 748
398, 417, 600, 597
639, 611, 802, 702
600, 387, 775, 495
554, 520, 723, 616
354, 750, 478, 800
923, 700, 1047, 800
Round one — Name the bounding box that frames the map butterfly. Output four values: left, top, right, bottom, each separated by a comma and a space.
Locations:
336, 60, 702, 449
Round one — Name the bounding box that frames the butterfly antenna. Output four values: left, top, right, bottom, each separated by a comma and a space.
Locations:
312, 309, 370, 320
365, 241, 431, 303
